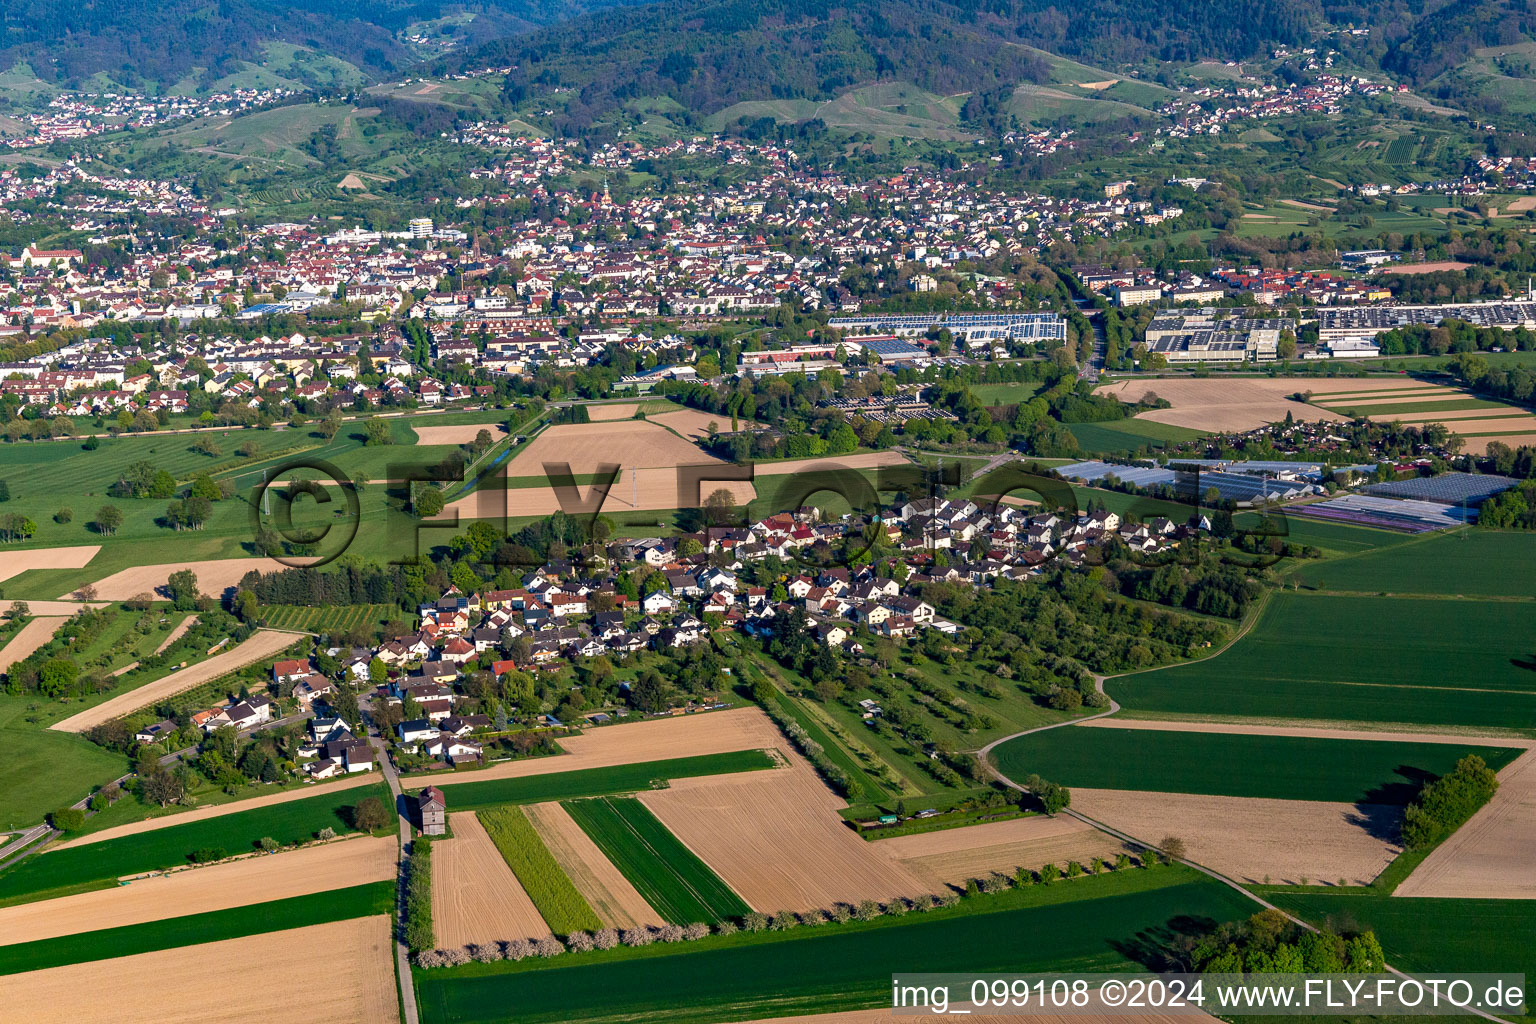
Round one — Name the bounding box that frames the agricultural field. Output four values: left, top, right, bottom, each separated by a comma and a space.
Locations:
1393, 748, 1536, 899
0, 879, 392, 976
1268, 891, 1536, 982
0, 915, 396, 1024
1106, 591, 1536, 732
564, 796, 751, 923
878, 815, 1127, 892
433, 811, 552, 948
478, 806, 603, 934
1304, 381, 1536, 454
1095, 376, 1427, 433
0, 835, 394, 949
0, 781, 389, 905
638, 757, 926, 912
408, 750, 778, 810
260, 603, 399, 635
1066, 418, 1207, 454
400, 706, 785, 790
1069, 788, 1398, 886
1290, 530, 1536, 598
0, 693, 128, 829
415, 869, 1256, 1024
989, 725, 1521, 804
523, 801, 662, 928
704, 82, 968, 141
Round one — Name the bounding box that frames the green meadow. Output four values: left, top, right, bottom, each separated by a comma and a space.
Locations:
0, 782, 389, 905
564, 796, 749, 923
415, 869, 1256, 1024
989, 726, 1519, 804
1107, 591, 1536, 732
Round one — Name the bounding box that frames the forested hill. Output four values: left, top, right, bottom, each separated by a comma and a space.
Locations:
465, 0, 1536, 128
0, 0, 627, 89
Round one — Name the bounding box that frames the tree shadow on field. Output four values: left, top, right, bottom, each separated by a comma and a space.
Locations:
1509, 654, 1536, 674
1109, 915, 1221, 971
1359, 764, 1435, 806
1345, 802, 1403, 843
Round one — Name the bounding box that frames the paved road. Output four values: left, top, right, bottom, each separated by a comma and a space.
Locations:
360, 699, 420, 1024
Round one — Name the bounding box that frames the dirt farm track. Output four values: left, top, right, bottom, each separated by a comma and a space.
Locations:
0, 916, 396, 1024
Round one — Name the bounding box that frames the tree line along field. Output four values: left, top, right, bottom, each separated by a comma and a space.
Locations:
1106, 591, 1536, 733
412, 750, 778, 812
563, 796, 750, 924
0, 782, 389, 906
0, 880, 391, 976
990, 727, 1522, 804
478, 806, 603, 934
415, 869, 1257, 1024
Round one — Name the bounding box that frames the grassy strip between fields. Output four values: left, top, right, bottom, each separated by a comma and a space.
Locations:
563, 796, 750, 924
0, 782, 392, 907
479, 806, 602, 934
415, 750, 777, 812
0, 880, 393, 976
414, 867, 1256, 1024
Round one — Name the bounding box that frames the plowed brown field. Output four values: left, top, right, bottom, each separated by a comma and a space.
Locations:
879, 815, 1127, 889
1071, 788, 1399, 886
639, 756, 927, 912
433, 811, 550, 946
0, 916, 396, 1024
0, 616, 67, 673
0, 545, 98, 584
1395, 748, 1536, 899
69, 557, 290, 600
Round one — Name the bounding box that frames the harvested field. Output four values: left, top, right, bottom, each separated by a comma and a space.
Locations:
451, 420, 749, 518
412, 422, 508, 446
1395, 748, 1536, 899
584, 402, 640, 421
1280, 198, 1335, 212
53, 774, 380, 848
1072, 788, 1399, 885
880, 815, 1127, 889
0, 835, 394, 946
1315, 392, 1480, 408
0, 616, 67, 674
755, 451, 909, 475
4, 600, 106, 615
70, 557, 290, 601
1394, 416, 1536, 435
1382, 261, 1474, 274
1097, 378, 1352, 432
1078, 718, 1534, 747
0, 916, 395, 1024
403, 706, 785, 790
524, 801, 661, 928
49, 628, 301, 732
1370, 408, 1531, 423
0, 545, 98, 584
648, 407, 760, 439
153, 614, 198, 655
638, 756, 927, 911
433, 811, 549, 946
1456, 432, 1536, 453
